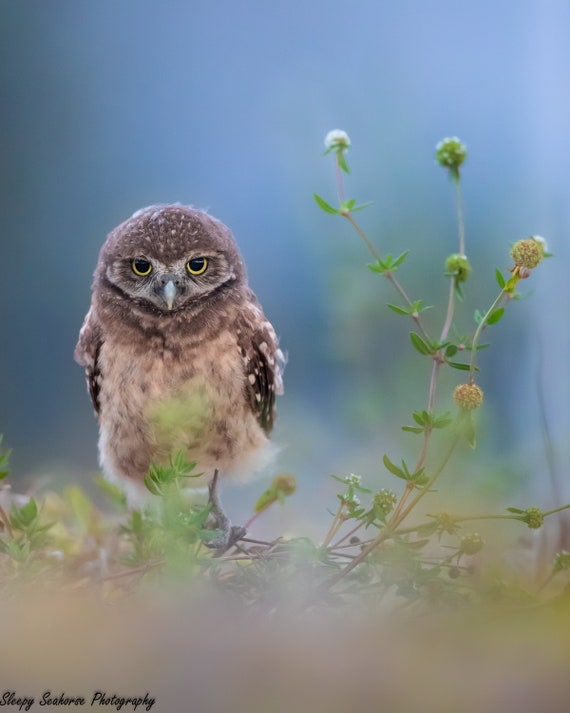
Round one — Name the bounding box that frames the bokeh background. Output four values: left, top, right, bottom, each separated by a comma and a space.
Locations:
1, 0, 569, 530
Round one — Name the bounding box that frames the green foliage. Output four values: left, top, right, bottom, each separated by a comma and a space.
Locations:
0, 435, 10, 480
367, 251, 409, 273
402, 410, 453, 434
313, 193, 339, 215
0, 495, 54, 566
253, 474, 297, 513
382, 455, 428, 487
313, 194, 373, 216
143, 452, 201, 496
387, 299, 431, 316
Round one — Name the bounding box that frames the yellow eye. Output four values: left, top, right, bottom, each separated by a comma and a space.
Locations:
132, 258, 152, 276
186, 257, 208, 275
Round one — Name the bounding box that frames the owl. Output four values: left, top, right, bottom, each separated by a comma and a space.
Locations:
75, 204, 284, 542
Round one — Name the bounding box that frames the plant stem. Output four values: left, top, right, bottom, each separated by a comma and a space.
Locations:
342, 213, 433, 342
331, 519, 366, 548
455, 179, 466, 256
336, 154, 345, 204
243, 510, 262, 530
333, 158, 432, 342
393, 432, 461, 525
544, 503, 570, 517
469, 287, 507, 380
441, 276, 456, 344
427, 277, 456, 413
321, 501, 346, 549
389, 482, 415, 526
342, 211, 380, 261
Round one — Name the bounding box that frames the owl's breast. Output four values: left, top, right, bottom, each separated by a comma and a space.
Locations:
97, 330, 269, 485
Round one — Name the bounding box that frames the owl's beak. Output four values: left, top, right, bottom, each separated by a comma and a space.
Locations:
163, 280, 177, 310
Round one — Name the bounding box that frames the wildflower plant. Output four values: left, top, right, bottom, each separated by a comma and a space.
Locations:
311, 130, 568, 604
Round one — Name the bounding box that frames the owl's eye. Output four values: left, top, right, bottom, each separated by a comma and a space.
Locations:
132, 258, 153, 276
186, 257, 208, 275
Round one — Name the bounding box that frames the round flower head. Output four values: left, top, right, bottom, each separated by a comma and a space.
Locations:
435, 137, 467, 175
445, 253, 471, 282
453, 383, 483, 411
345, 473, 361, 487
554, 551, 570, 572
272, 473, 297, 496
523, 507, 544, 530
324, 129, 351, 152
374, 489, 398, 516
460, 533, 484, 555
510, 239, 543, 270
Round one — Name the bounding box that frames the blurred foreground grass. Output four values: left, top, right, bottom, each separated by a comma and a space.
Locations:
2, 581, 570, 713
1, 453, 570, 713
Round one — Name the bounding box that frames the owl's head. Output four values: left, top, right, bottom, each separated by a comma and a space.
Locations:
96, 204, 246, 314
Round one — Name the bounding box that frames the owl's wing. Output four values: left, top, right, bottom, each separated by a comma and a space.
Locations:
74, 307, 103, 417
237, 301, 284, 436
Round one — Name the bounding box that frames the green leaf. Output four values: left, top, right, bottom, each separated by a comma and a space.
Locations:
466, 415, 476, 448
447, 361, 473, 371
392, 251, 410, 268
412, 410, 427, 426
487, 307, 505, 325
337, 152, 350, 174
445, 344, 458, 358
368, 260, 385, 274
409, 332, 433, 356
382, 454, 405, 479
368, 251, 409, 274
495, 269, 506, 289
253, 487, 278, 513
330, 474, 347, 484
473, 309, 483, 326
458, 412, 477, 448
433, 413, 453, 429
413, 300, 432, 314
411, 469, 429, 486
402, 426, 424, 434
0, 435, 10, 480
171, 452, 199, 479
10, 498, 39, 531
313, 194, 340, 215
350, 201, 374, 213
144, 471, 163, 496
386, 303, 410, 315
339, 199, 373, 214
506, 507, 524, 514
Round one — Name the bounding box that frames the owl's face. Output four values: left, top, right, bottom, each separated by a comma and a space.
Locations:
97, 205, 245, 314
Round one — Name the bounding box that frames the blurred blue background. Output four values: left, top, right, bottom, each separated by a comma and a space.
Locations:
1, 0, 568, 527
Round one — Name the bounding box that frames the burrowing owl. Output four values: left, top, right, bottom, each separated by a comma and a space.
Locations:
75, 204, 284, 529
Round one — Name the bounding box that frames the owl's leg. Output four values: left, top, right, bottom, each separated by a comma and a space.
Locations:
206, 469, 246, 552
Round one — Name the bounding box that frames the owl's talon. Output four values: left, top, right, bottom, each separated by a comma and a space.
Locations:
205, 470, 247, 553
